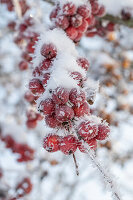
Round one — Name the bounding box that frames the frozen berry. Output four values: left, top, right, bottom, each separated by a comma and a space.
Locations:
70, 14, 83, 28
50, 6, 60, 20
26, 110, 38, 121
39, 59, 52, 71
42, 73, 50, 86
60, 135, 78, 155
32, 67, 43, 77
45, 114, 60, 128
91, 1, 99, 15
78, 138, 97, 152
52, 87, 69, 104
96, 124, 110, 140
78, 121, 98, 140
70, 71, 83, 86
73, 102, 90, 117
66, 27, 78, 40
40, 43, 57, 59
55, 105, 74, 122
26, 41, 35, 54
16, 178, 32, 197
29, 79, 44, 95
63, 3, 76, 16
77, 5, 90, 19
77, 57, 90, 71
76, 19, 88, 33
86, 15, 96, 27
55, 15, 69, 30
69, 88, 86, 107
40, 98, 55, 115
43, 134, 61, 152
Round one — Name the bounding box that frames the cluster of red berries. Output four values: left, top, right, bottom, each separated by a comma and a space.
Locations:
50, 0, 105, 42
15, 16, 39, 71
86, 20, 115, 38
28, 41, 110, 155
44, 122, 110, 155
2, 0, 39, 71
0, 134, 34, 162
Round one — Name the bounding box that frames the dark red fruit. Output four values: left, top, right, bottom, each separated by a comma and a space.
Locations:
24, 91, 35, 103
76, 19, 88, 33
77, 57, 90, 71
69, 88, 86, 107
77, 5, 90, 19
40, 98, 55, 115
19, 60, 28, 71
29, 79, 44, 95
60, 135, 78, 155
55, 105, 74, 122
43, 134, 61, 152
52, 87, 69, 104
70, 71, 83, 86
96, 124, 110, 140
26, 120, 37, 129
63, 3, 76, 16
42, 73, 50, 86
78, 121, 98, 140
73, 102, 90, 117
78, 138, 97, 152
39, 59, 52, 71
55, 15, 69, 29
70, 14, 83, 28
45, 114, 60, 128
32, 67, 43, 77
66, 27, 78, 40
40, 43, 57, 59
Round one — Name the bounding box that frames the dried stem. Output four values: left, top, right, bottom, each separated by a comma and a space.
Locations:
72, 154, 79, 176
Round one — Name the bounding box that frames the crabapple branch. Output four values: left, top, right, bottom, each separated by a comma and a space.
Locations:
102, 14, 133, 28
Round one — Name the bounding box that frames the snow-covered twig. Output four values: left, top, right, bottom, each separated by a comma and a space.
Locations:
87, 148, 122, 200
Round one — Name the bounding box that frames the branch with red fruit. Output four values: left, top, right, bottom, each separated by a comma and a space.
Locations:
26, 1, 122, 199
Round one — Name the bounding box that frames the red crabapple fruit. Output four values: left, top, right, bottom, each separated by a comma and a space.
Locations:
40, 43, 57, 59
69, 88, 86, 107
96, 124, 110, 140
43, 134, 61, 152
52, 87, 69, 104
60, 135, 78, 155
40, 98, 55, 115
29, 78, 44, 95
78, 121, 98, 140
73, 102, 90, 117
55, 105, 74, 122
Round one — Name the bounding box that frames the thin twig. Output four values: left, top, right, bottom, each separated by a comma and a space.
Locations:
72, 154, 79, 176
87, 149, 121, 200
101, 14, 133, 28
